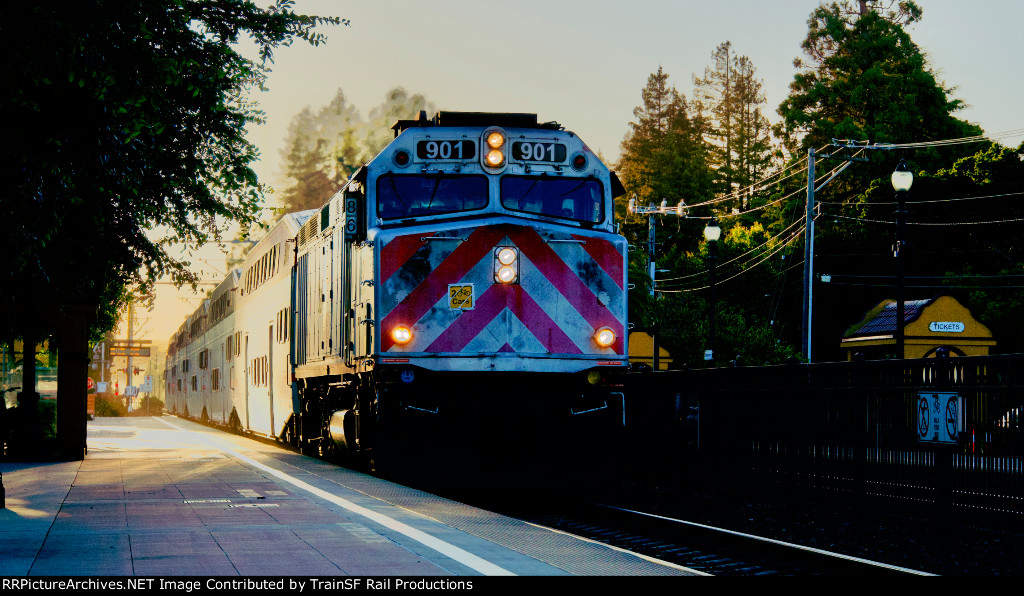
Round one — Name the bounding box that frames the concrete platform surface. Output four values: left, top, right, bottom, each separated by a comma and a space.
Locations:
0, 416, 697, 577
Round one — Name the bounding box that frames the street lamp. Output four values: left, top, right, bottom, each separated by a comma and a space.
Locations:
891, 159, 913, 359
628, 194, 688, 296
703, 218, 721, 364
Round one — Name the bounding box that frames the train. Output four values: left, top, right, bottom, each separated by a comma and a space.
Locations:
164, 111, 629, 465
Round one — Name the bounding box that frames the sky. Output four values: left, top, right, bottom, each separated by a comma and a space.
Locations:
133, 0, 1024, 348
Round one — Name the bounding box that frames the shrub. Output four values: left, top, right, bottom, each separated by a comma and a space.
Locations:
94, 394, 127, 417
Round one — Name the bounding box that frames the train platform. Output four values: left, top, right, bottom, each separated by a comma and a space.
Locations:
0, 416, 697, 578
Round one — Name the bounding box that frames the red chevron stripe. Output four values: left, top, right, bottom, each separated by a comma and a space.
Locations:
573, 235, 625, 290
381, 233, 427, 283
380, 225, 509, 351
508, 227, 624, 349
424, 284, 582, 354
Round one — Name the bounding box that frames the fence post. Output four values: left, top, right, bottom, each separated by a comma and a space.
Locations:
852, 356, 866, 505
933, 354, 955, 522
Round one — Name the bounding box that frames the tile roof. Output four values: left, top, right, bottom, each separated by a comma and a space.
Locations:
847, 299, 932, 337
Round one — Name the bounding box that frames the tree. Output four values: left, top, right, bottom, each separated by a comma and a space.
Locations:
616, 67, 801, 365
277, 87, 433, 214
278, 93, 363, 213
776, 1, 978, 172
694, 42, 775, 206
769, 1, 994, 361
0, 0, 342, 453
618, 67, 714, 211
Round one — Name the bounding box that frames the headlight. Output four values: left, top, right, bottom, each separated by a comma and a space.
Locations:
497, 247, 517, 265
496, 265, 517, 284
391, 326, 413, 345
485, 149, 505, 167
494, 246, 519, 283
482, 128, 506, 170
594, 327, 616, 348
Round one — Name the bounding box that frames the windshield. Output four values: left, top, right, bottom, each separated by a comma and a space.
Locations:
377, 174, 488, 219
500, 176, 604, 223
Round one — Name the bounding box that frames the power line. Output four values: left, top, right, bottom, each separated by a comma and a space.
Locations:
821, 190, 1024, 207
820, 212, 1024, 226
658, 225, 804, 292
656, 216, 806, 284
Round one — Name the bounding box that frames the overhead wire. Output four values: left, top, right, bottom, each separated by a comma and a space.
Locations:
651, 149, 856, 291
680, 142, 832, 212
822, 190, 1024, 207
656, 215, 806, 284
657, 222, 806, 293
636, 128, 1022, 296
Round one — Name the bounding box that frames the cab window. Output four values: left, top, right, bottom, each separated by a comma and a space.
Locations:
500, 176, 603, 223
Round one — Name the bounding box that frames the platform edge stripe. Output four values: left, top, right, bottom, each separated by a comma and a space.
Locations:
153, 417, 515, 576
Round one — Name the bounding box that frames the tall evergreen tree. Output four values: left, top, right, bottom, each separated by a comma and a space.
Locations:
694, 42, 774, 207
618, 67, 713, 210
277, 87, 432, 214
278, 91, 362, 213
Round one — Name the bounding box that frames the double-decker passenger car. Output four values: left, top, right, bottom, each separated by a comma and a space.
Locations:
165, 111, 628, 463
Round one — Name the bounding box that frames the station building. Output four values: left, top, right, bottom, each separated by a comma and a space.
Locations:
840, 294, 995, 360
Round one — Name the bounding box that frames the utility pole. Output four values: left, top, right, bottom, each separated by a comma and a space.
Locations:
628, 195, 688, 297
126, 300, 134, 413
648, 213, 656, 297
801, 143, 866, 363
802, 149, 816, 362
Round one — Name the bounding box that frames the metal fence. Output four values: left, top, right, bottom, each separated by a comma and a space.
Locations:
625, 355, 1024, 528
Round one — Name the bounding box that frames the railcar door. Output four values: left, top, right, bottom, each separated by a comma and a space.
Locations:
267, 323, 275, 436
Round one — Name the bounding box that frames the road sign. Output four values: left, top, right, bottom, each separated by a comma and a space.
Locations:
87, 377, 95, 390
109, 346, 151, 358
917, 392, 961, 443
110, 339, 152, 346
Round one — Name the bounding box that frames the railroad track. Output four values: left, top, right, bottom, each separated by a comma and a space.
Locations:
493, 499, 936, 576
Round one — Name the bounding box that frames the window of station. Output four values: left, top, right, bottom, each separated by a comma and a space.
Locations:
500, 176, 604, 223
211, 368, 221, 391
377, 174, 488, 219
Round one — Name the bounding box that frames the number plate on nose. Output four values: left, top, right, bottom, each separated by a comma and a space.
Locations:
416, 140, 477, 160
512, 141, 567, 162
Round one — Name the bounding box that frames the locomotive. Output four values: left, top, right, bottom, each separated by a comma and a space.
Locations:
165, 111, 629, 464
